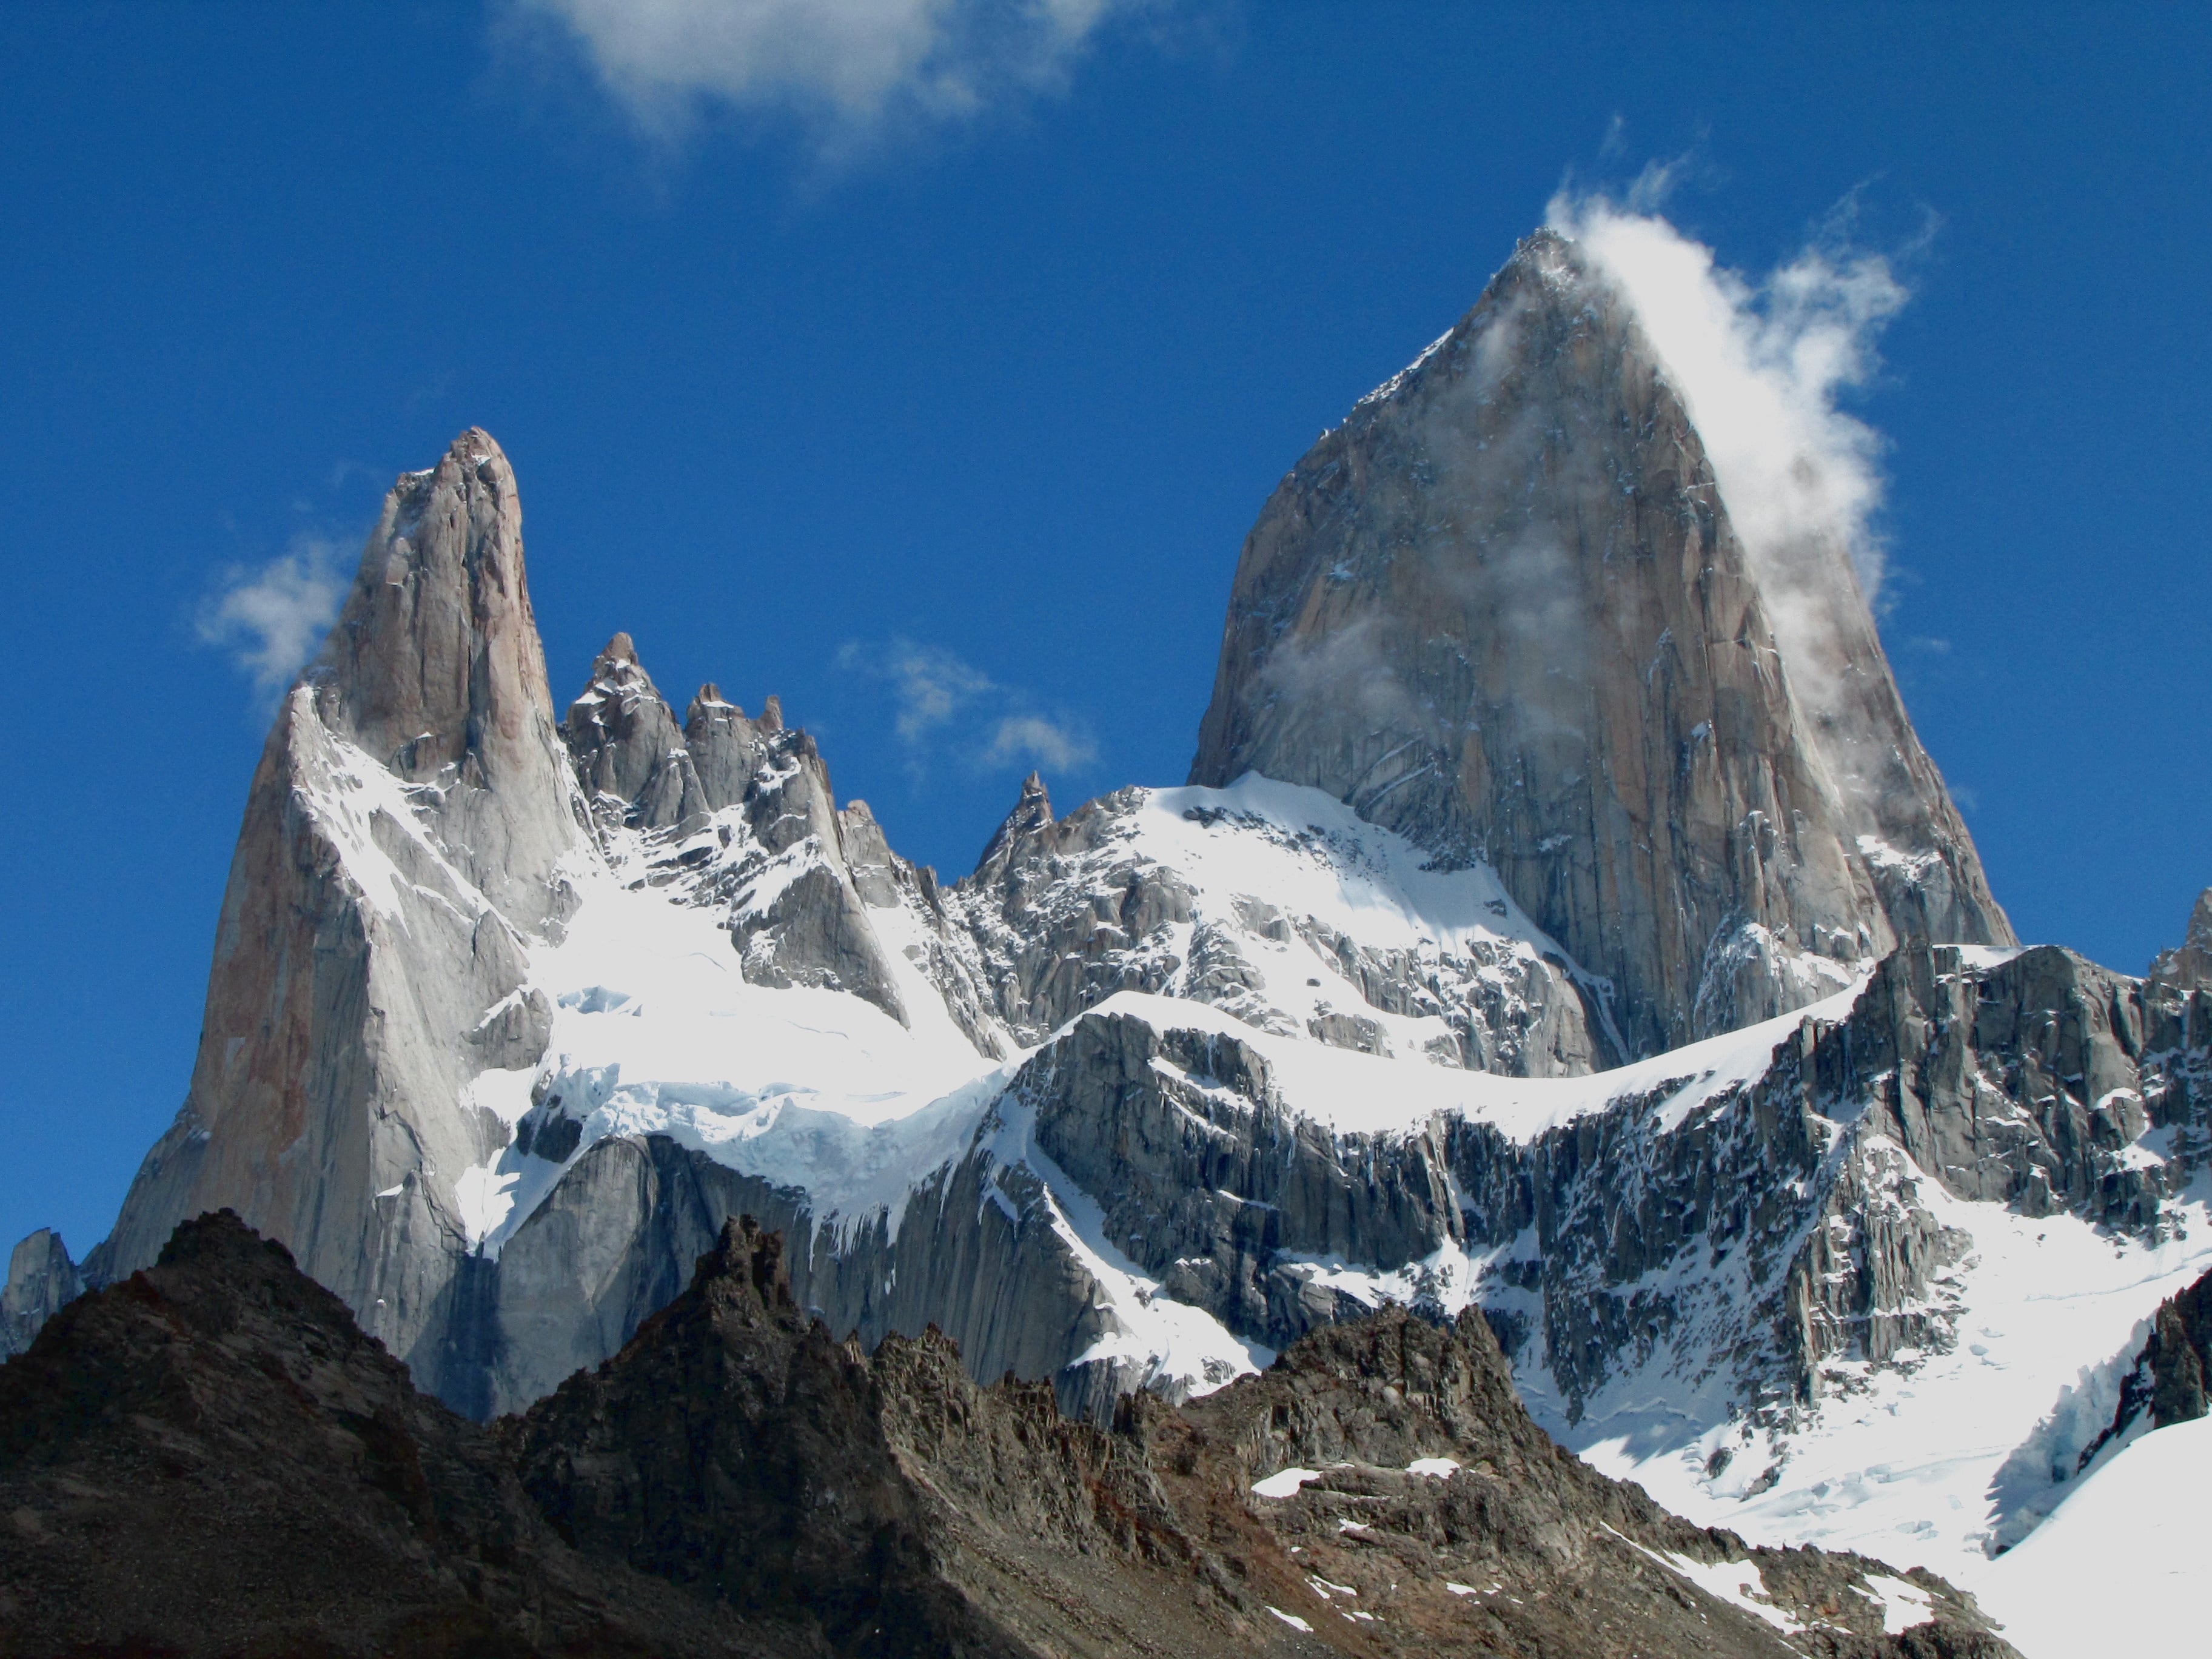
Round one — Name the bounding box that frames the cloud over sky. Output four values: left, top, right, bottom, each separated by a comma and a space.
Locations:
837, 636, 1095, 779
195, 536, 349, 702
1547, 178, 1942, 823
1546, 181, 1909, 607
517, 0, 1158, 140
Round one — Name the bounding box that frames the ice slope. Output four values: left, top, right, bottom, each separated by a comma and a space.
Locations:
442, 777, 1871, 1408
458, 846, 1008, 1256
1971, 1412, 2212, 1657
462, 826, 1858, 1271
456, 774, 1629, 1260
1574, 1156, 2212, 1654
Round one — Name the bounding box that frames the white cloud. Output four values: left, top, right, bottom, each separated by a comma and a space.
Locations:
837, 635, 1093, 777
1546, 187, 1908, 607
1545, 184, 1952, 824
984, 712, 1095, 771
515, 0, 1157, 140
196, 536, 349, 700
836, 637, 996, 742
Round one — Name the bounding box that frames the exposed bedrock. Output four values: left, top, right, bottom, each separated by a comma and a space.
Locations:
0, 1232, 81, 1361
84, 431, 590, 1404
503, 1214, 2017, 1659
559, 630, 1007, 1050
443, 938, 2206, 1434
948, 776, 1604, 1074
1188, 230, 2011, 1057
476, 1130, 1125, 1420
11, 1210, 2004, 1658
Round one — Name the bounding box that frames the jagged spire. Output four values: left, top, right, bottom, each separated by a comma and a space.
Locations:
2150, 886, 2212, 987
307, 426, 581, 926
973, 771, 1054, 878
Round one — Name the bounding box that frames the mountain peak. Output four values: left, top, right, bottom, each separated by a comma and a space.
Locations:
1189, 232, 2008, 1056
974, 769, 1055, 877
2150, 885, 2212, 987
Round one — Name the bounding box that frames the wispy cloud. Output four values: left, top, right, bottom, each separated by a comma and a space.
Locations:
1547, 180, 1911, 606
837, 636, 1094, 779
1547, 177, 1951, 825
195, 535, 349, 702
984, 713, 1094, 771
513, 0, 1164, 148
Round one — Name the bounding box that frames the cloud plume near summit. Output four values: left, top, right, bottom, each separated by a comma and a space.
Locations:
1547, 187, 1909, 624
196, 534, 347, 704
1545, 189, 1926, 818
518, 0, 1160, 140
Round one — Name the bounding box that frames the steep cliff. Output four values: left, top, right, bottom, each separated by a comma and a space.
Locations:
0, 1232, 79, 1361
1189, 230, 2011, 1057
84, 430, 589, 1404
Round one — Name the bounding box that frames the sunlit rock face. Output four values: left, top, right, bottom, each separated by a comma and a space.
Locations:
87, 431, 591, 1406
1189, 230, 2011, 1060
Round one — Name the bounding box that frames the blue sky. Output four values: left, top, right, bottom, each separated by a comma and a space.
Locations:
2, 4, 2207, 1259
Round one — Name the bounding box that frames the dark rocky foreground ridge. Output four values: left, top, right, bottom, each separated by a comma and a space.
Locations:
0, 1212, 2015, 1659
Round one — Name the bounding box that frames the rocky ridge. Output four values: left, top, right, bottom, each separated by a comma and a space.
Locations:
77, 430, 589, 1404
0, 1208, 2019, 1658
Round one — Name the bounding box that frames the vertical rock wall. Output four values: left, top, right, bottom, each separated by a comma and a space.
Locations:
85, 432, 588, 1402
1189, 230, 2011, 1057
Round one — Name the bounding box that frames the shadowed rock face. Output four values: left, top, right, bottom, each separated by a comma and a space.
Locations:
0, 1232, 79, 1360
9, 1211, 2015, 1657
0, 1210, 792, 1658
2080, 1265, 2212, 1464
1189, 231, 2011, 1059
506, 1213, 2017, 1659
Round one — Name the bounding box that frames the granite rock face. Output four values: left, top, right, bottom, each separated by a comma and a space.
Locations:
565, 631, 711, 834
947, 776, 1604, 1074
2150, 886, 2212, 989
973, 940, 2206, 1428
555, 631, 1005, 1050
84, 431, 591, 1405
452, 931, 2208, 1438
0, 1231, 81, 1361
15, 316, 2198, 1638
1189, 231, 2011, 1057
